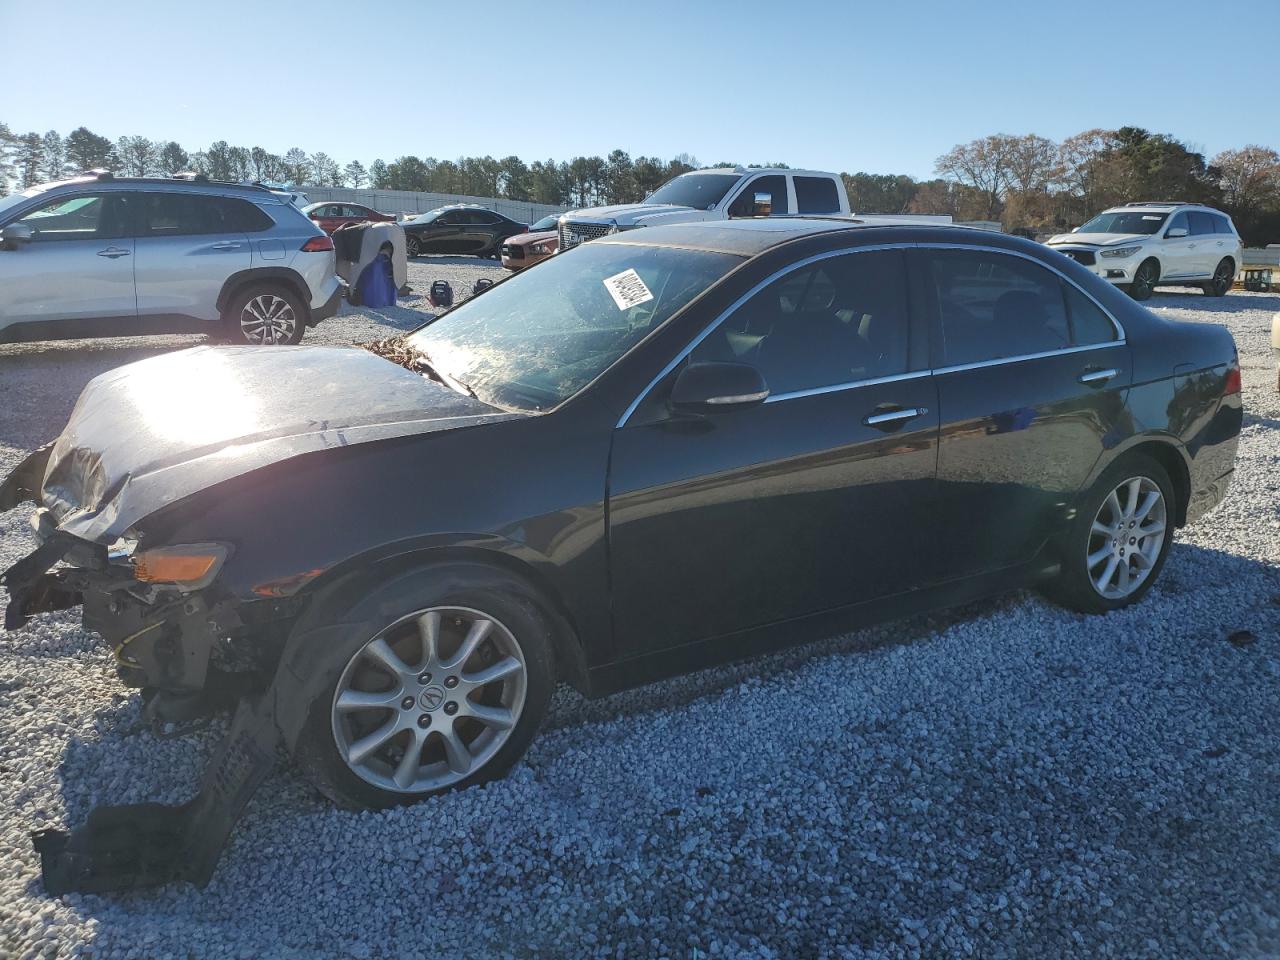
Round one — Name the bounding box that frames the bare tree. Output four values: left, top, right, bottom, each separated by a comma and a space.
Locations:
1213, 145, 1280, 213
934, 135, 1016, 219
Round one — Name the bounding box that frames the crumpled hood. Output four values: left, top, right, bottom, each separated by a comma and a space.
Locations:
562, 203, 718, 228
40, 345, 519, 543
1046, 232, 1148, 248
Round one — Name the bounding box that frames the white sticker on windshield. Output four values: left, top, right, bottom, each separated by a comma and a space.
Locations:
1142, 215, 1162, 220
602, 268, 654, 311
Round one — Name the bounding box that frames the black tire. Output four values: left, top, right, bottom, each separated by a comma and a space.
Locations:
1202, 258, 1234, 297
222, 283, 307, 345
1042, 453, 1176, 615
291, 562, 556, 810
406, 235, 421, 258
1126, 258, 1159, 301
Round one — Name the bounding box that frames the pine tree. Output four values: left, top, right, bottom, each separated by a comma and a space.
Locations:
17, 132, 43, 187
40, 130, 64, 182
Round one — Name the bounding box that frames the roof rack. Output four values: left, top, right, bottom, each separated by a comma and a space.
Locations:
1123, 200, 1192, 207
75, 169, 114, 181
171, 171, 209, 182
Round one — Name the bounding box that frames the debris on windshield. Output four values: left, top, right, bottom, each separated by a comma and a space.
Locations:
363, 335, 420, 372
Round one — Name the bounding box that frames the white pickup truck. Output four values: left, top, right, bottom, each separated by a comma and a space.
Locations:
556, 167, 850, 250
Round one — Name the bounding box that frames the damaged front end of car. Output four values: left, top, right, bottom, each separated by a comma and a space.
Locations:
1, 449, 287, 896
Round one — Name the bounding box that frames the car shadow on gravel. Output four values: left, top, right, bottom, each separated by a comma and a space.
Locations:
1149, 290, 1280, 313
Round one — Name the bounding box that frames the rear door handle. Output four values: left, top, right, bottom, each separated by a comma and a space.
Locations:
96, 247, 130, 259
211, 241, 242, 250
1078, 368, 1118, 385
863, 406, 927, 428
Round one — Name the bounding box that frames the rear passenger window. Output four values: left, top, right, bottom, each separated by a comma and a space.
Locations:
137, 194, 259, 236
1214, 213, 1234, 234
1189, 211, 1217, 236
689, 250, 908, 395
923, 250, 1071, 366
795, 176, 841, 214
1063, 284, 1118, 345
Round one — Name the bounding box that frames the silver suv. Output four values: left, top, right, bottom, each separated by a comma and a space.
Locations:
0, 172, 343, 345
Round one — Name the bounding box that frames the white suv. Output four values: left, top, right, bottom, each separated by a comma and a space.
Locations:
1046, 202, 1242, 301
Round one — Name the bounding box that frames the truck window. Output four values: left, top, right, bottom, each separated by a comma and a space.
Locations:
728, 175, 789, 217
795, 176, 840, 214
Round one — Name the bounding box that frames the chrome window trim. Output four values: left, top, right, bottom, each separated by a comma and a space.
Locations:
614, 241, 1128, 428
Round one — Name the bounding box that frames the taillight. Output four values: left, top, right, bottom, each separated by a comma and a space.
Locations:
301, 235, 334, 252
1224, 363, 1241, 396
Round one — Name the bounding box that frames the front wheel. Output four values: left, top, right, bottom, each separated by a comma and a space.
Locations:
292, 564, 556, 810
1202, 258, 1234, 297
1043, 454, 1175, 614
406, 235, 421, 258
223, 284, 306, 345
1126, 259, 1159, 301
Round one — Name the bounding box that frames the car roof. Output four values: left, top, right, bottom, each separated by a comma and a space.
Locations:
595, 217, 997, 257
35, 173, 280, 200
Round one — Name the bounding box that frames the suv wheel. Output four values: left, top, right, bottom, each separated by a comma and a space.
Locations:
292, 564, 556, 810
1127, 258, 1159, 301
1202, 258, 1234, 297
224, 284, 306, 345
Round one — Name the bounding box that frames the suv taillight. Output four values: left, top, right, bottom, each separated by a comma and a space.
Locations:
301, 236, 334, 252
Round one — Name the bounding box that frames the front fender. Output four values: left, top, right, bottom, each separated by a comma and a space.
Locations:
0, 443, 52, 512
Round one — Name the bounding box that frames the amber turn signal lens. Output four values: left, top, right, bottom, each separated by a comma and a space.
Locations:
132, 544, 228, 585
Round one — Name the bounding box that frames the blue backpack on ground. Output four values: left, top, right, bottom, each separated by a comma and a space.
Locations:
355, 254, 397, 308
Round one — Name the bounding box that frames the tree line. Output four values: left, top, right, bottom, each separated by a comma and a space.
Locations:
848, 128, 1280, 245
1, 122, 1277, 243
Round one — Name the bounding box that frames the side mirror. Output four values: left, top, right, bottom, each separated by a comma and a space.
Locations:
670, 362, 769, 415
1070, 227, 1079, 233
752, 191, 773, 217
1166, 226, 1188, 238
1, 223, 33, 249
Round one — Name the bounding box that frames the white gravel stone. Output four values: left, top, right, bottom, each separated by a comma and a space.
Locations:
0, 281, 1277, 959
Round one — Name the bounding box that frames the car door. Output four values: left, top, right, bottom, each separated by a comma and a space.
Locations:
0, 191, 136, 335
915, 246, 1131, 580
1188, 211, 1220, 276
607, 248, 939, 660
133, 192, 251, 322
424, 211, 463, 253
1160, 211, 1197, 278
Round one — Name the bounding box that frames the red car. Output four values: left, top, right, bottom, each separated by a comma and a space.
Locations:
302, 202, 396, 235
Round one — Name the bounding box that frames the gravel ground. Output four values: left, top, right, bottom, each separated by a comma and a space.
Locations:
0, 278, 1277, 960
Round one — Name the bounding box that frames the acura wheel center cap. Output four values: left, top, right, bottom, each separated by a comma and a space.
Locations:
418, 686, 446, 712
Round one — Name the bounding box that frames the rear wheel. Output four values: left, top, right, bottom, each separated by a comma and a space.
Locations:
1127, 258, 1159, 301
1043, 454, 1175, 614
223, 284, 306, 345
292, 564, 555, 810
1202, 258, 1234, 297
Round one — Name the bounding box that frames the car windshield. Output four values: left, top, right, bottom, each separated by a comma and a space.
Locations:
645, 173, 742, 210
530, 214, 560, 231
406, 242, 741, 411
1076, 210, 1170, 235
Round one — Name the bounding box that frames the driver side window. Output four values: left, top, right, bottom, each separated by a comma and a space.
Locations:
689, 250, 909, 396
15, 193, 129, 242
728, 175, 790, 217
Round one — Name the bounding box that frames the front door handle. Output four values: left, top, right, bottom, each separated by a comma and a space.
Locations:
1078, 368, 1118, 385
863, 406, 927, 428
96, 247, 130, 259
211, 241, 242, 250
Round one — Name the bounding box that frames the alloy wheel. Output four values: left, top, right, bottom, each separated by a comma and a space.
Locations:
1210, 260, 1233, 296
1086, 476, 1167, 599
1131, 262, 1157, 300
331, 606, 528, 794
239, 294, 297, 345
406, 236, 421, 257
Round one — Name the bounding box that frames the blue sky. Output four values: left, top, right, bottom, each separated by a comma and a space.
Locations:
1, 0, 1271, 178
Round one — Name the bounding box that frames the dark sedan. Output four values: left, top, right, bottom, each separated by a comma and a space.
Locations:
401, 204, 526, 258
0, 220, 1241, 893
